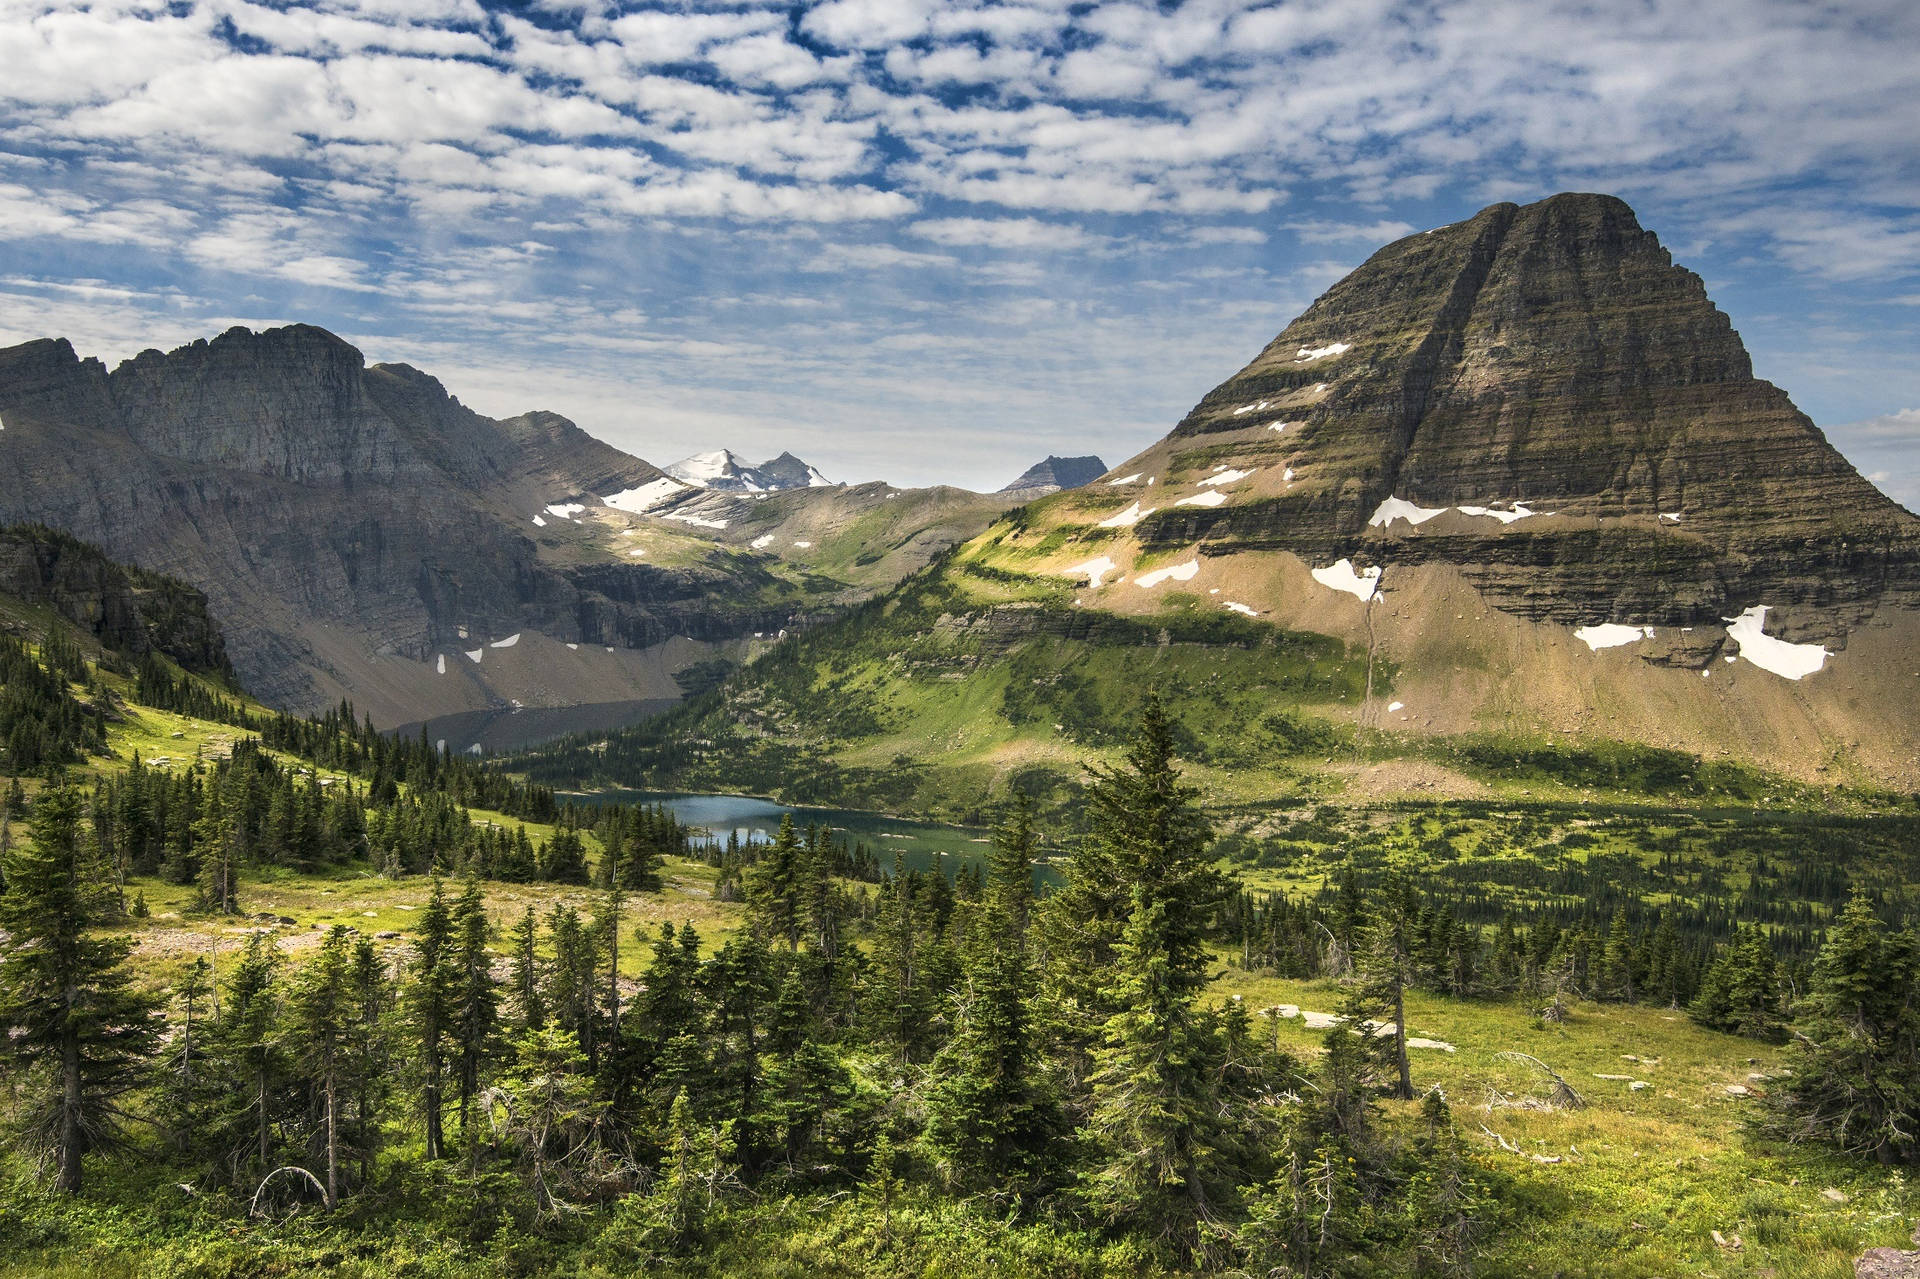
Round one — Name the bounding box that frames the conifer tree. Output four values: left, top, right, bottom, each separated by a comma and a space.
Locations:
451, 878, 499, 1139
1762, 895, 1919, 1165
746, 814, 802, 950
1345, 891, 1416, 1101
1082, 696, 1225, 1260
1689, 926, 1783, 1040
409, 879, 456, 1159
510, 905, 545, 1031
288, 925, 359, 1208
214, 930, 286, 1172
988, 788, 1038, 948
0, 787, 159, 1193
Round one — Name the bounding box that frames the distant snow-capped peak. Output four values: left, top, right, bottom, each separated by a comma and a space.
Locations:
665, 449, 833, 492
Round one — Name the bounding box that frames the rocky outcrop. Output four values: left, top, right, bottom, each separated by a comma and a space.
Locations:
1001, 455, 1108, 496
0, 325, 796, 716
0, 523, 231, 673
1135, 194, 1920, 642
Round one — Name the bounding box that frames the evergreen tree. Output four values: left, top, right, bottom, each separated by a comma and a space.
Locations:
746, 814, 803, 950
287, 925, 361, 1207
0, 787, 159, 1192
510, 905, 546, 1031
1761, 895, 1919, 1166
1690, 927, 1783, 1041
1345, 898, 1417, 1102
450, 878, 499, 1140
409, 879, 456, 1160
987, 788, 1037, 948
1082, 696, 1226, 1261
213, 931, 287, 1173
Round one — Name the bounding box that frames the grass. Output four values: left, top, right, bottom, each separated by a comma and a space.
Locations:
1209, 968, 1920, 1277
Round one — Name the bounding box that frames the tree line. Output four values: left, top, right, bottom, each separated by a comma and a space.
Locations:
3, 698, 1913, 1274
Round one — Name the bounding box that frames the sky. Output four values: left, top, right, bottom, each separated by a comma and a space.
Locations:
1, 0, 1917, 501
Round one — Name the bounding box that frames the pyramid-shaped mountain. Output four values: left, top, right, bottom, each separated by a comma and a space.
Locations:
1065, 194, 1917, 649
591, 193, 1920, 801
1000, 455, 1109, 496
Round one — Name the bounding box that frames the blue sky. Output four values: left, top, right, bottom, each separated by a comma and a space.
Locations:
1, 0, 1916, 501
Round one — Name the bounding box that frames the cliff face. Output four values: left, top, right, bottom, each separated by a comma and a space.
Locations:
0, 523, 231, 674
0, 326, 790, 718
1129, 193, 1919, 640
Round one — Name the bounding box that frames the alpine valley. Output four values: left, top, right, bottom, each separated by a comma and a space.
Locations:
3, 192, 1919, 1279
525, 193, 1920, 814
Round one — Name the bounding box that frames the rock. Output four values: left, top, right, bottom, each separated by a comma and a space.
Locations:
1823, 1188, 1848, 1203
1855, 1248, 1920, 1278
1629, 1081, 1651, 1092
1000, 455, 1109, 496
1142, 193, 1919, 640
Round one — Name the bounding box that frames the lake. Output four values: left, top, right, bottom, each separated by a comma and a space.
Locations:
568, 790, 1059, 886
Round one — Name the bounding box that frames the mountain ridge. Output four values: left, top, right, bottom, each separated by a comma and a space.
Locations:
534, 192, 1920, 805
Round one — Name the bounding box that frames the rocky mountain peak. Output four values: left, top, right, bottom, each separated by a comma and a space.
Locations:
1122, 191, 1918, 641
1000, 455, 1109, 495
667, 448, 831, 491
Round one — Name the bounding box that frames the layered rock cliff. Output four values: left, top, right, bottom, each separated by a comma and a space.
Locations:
0, 326, 802, 719
0, 523, 232, 674
1119, 194, 1919, 642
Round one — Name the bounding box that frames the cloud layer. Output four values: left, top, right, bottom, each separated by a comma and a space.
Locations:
0, 0, 1916, 491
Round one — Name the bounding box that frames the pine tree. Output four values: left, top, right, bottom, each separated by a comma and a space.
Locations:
988, 788, 1038, 947
1762, 895, 1919, 1166
287, 925, 359, 1208
450, 878, 499, 1141
510, 905, 545, 1031
0, 787, 159, 1192
409, 879, 456, 1160
1690, 927, 1783, 1040
214, 930, 286, 1173
1082, 696, 1225, 1260
746, 814, 802, 950
1345, 890, 1416, 1101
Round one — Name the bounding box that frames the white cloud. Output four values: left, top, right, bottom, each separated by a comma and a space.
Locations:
910, 216, 1105, 250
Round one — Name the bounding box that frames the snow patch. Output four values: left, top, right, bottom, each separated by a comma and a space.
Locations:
1661, 512, 1683, 522
1265, 420, 1300, 433
1135, 558, 1200, 589
750, 534, 776, 549
1176, 490, 1226, 508
465, 648, 483, 664
663, 512, 729, 529
1097, 502, 1156, 529
1387, 701, 1404, 712
1107, 473, 1143, 485
1199, 467, 1254, 487
566, 643, 578, 650
436, 654, 446, 675
1064, 555, 1118, 588
1311, 559, 1382, 601
1368, 496, 1447, 528
1575, 623, 1650, 651
1724, 605, 1829, 680
1283, 467, 1296, 483
1223, 601, 1258, 616
603, 478, 690, 513
544, 502, 586, 521
1231, 400, 1271, 416
491, 633, 520, 648
792, 540, 812, 548
1296, 341, 1351, 362
1457, 503, 1536, 524
531, 515, 547, 527
628, 549, 645, 557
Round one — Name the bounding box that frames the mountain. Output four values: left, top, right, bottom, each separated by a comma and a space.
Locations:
666, 448, 833, 491
0, 522, 231, 677
1000, 455, 1109, 496
534, 193, 1920, 812
0, 326, 1007, 729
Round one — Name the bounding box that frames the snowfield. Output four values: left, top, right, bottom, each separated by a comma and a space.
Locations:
1311, 559, 1382, 601
1724, 605, 1829, 679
